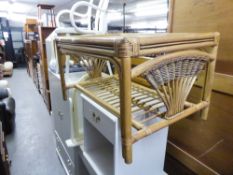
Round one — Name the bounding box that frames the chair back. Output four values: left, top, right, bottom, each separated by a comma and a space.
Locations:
94, 0, 110, 32
56, 0, 110, 34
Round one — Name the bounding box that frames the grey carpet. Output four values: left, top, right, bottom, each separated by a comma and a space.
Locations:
5, 68, 65, 175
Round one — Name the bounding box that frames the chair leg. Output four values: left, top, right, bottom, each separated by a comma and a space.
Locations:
200, 46, 218, 120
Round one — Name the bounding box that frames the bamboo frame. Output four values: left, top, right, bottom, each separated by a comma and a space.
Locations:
131, 50, 214, 78
133, 101, 208, 143
57, 49, 67, 100
120, 57, 132, 163
55, 33, 220, 164
200, 45, 219, 120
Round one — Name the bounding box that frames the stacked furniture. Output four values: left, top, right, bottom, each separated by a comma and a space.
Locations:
37, 4, 56, 111
0, 45, 13, 77
24, 19, 40, 90
49, 71, 88, 175
47, 1, 111, 174
0, 18, 15, 64
56, 32, 219, 174
24, 5, 56, 111
0, 18, 14, 77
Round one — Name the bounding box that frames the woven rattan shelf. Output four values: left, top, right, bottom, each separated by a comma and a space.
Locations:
76, 76, 166, 130
55, 32, 220, 164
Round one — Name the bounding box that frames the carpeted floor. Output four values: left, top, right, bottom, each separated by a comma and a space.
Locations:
5, 68, 65, 175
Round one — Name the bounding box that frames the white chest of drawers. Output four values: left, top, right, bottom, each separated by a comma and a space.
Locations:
49, 70, 89, 175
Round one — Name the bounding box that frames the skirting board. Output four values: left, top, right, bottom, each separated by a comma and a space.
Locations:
167, 141, 219, 175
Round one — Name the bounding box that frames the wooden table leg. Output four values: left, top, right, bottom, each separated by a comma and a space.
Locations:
57, 50, 67, 100
120, 57, 132, 164
201, 45, 218, 120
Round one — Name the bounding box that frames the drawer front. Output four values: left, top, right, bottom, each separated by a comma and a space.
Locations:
82, 96, 116, 144
55, 132, 74, 175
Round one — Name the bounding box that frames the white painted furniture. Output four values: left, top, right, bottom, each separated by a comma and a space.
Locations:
49, 71, 89, 175
55, 0, 109, 34
80, 94, 168, 175
47, 1, 113, 174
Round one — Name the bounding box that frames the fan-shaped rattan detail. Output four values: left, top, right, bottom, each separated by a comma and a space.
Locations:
145, 56, 208, 119
80, 56, 106, 78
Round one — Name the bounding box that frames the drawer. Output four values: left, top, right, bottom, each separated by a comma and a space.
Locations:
82, 95, 117, 144
55, 132, 74, 175
53, 98, 72, 143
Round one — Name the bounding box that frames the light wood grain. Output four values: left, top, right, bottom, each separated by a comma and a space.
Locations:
170, 0, 233, 75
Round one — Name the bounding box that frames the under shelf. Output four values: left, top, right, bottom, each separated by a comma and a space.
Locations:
77, 76, 166, 130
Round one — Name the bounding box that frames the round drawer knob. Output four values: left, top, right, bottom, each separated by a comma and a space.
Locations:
58, 111, 64, 120
95, 116, 101, 123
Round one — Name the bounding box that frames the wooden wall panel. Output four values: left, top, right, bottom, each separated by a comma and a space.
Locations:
168, 1, 233, 174
171, 0, 233, 75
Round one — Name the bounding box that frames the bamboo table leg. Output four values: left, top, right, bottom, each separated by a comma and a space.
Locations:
57, 50, 67, 100
120, 57, 132, 164
200, 45, 218, 120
